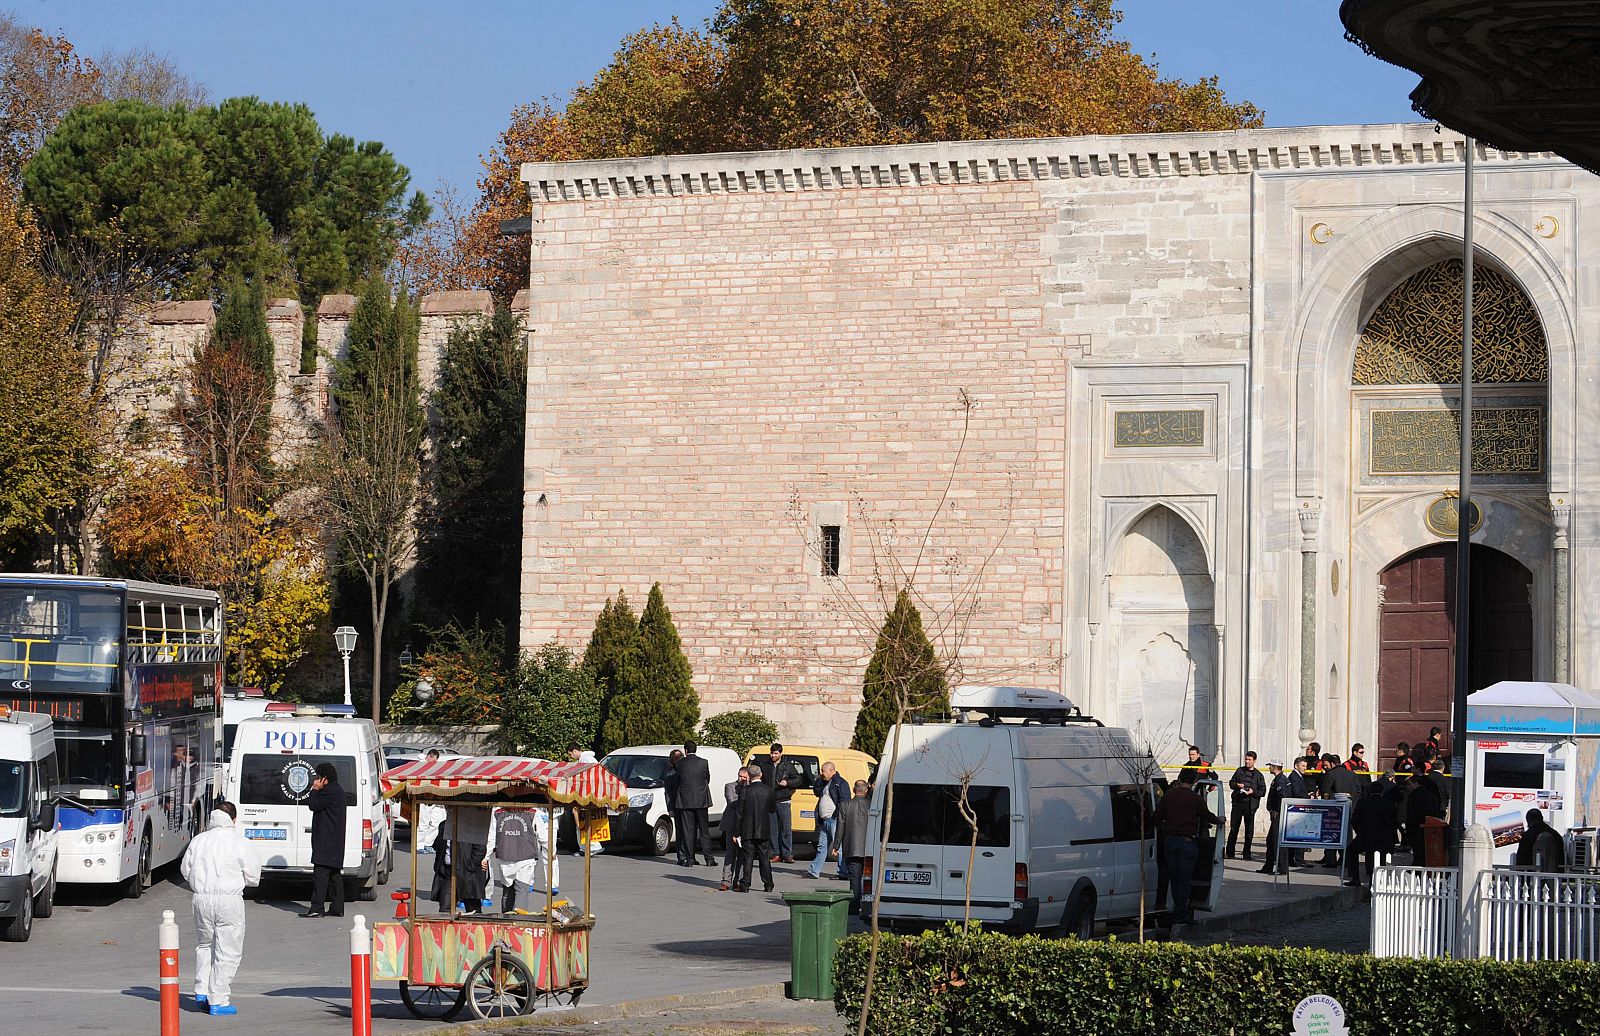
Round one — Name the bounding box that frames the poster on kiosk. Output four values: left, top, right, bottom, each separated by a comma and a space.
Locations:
1465, 681, 1600, 866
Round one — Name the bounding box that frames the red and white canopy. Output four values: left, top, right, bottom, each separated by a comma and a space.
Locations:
381, 756, 630, 811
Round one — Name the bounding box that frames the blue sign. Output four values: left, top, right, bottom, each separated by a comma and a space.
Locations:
1279, 799, 1349, 848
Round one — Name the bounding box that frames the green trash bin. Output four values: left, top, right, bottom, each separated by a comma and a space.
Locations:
783, 889, 853, 1000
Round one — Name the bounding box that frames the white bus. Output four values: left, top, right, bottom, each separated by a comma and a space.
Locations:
0, 575, 222, 899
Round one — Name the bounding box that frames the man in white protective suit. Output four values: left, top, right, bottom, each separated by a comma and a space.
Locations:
487, 804, 559, 912
180, 801, 261, 1016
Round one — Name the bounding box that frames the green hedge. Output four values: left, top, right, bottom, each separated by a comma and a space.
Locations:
833, 926, 1600, 1036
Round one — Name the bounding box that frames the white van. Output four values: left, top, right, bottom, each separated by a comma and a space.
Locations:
865, 685, 1225, 936
598, 746, 744, 855
224, 704, 394, 901
0, 709, 59, 941
221, 688, 273, 763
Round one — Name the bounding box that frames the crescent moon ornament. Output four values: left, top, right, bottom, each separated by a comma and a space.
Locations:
1535, 216, 1559, 239
1309, 222, 1334, 245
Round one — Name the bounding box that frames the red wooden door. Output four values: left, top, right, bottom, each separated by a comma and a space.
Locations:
1376, 544, 1532, 756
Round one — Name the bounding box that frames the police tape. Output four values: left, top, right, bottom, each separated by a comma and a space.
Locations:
1159, 763, 1453, 777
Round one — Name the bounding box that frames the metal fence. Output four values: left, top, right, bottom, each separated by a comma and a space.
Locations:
1371, 865, 1458, 958
1480, 869, 1600, 962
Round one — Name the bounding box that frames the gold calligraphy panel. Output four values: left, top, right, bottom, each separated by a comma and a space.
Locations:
1369, 407, 1543, 476
1113, 410, 1205, 448
1353, 259, 1547, 386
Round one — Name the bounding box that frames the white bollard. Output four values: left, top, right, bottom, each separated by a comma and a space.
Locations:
349, 915, 372, 1036
1458, 822, 1494, 959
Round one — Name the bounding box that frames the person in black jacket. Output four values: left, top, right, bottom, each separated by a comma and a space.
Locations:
665, 749, 686, 865
674, 741, 716, 868
302, 764, 347, 918
752, 743, 801, 863
735, 775, 775, 893
1405, 761, 1445, 863
1226, 752, 1267, 860
1348, 781, 1401, 890
1258, 761, 1288, 875
718, 768, 750, 891
1514, 808, 1565, 872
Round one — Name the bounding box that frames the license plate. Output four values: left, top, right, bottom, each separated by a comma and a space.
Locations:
885, 869, 932, 885
246, 828, 286, 840
800, 810, 815, 819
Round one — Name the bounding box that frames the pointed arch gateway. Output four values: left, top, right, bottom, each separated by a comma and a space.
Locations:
1107, 506, 1215, 760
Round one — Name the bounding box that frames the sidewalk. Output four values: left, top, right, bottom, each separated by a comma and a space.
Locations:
421, 985, 846, 1036
1179, 855, 1363, 939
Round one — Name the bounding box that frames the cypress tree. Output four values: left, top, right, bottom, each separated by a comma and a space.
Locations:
583, 592, 639, 753
852, 590, 948, 757
602, 583, 699, 751
213, 277, 275, 391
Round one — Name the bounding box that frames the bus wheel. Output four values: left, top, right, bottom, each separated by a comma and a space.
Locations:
125, 831, 152, 899
1, 884, 33, 942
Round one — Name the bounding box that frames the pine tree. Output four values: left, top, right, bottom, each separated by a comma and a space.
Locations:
602, 583, 699, 751
852, 590, 948, 757
583, 591, 639, 752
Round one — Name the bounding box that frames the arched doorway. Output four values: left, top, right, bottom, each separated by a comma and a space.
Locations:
1377, 543, 1533, 753
1108, 506, 1215, 759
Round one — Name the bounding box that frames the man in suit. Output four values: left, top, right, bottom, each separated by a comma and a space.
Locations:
718, 767, 751, 891
1258, 760, 1289, 875
674, 741, 716, 867
735, 771, 776, 893
1225, 751, 1266, 861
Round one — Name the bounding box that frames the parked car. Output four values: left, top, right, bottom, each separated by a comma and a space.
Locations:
596, 746, 743, 855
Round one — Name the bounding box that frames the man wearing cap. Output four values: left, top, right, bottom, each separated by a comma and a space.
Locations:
302, 763, 347, 918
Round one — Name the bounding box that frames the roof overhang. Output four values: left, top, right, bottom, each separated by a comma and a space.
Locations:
1340, 0, 1600, 175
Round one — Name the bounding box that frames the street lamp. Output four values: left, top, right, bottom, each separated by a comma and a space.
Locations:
399, 645, 414, 670
334, 625, 358, 707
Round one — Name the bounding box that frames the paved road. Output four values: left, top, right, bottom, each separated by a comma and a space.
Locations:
3, 843, 809, 1034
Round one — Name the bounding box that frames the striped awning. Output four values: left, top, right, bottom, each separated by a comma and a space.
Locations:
380, 756, 630, 811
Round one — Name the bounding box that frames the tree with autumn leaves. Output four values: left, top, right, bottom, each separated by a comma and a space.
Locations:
406, 0, 1262, 299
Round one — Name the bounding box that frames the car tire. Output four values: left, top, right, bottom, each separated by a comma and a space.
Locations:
33, 875, 55, 919
1064, 888, 1097, 940
650, 817, 672, 857
353, 876, 378, 902
1, 882, 33, 942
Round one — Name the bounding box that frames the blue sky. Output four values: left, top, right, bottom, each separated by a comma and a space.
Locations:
14, 0, 1420, 204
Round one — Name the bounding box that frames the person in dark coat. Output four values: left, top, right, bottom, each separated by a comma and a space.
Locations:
674, 741, 716, 868
837, 780, 872, 914
1258, 761, 1289, 875
735, 774, 776, 893
665, 749, 686, 865
751, 743, 801, 863
1405, 762, 1445, 863
1225, 752, 1267, 860
1347, 781, 1401, 889
302, 763, 347, 918
1283, 758, 1313, 867
1514, 808, 1566, 872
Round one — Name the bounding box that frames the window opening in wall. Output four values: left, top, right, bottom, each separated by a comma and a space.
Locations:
820, 525, 842, 577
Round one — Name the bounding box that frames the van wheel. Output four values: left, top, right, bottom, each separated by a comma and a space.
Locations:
33, 876, 55, 919
1, 884, 33, 942
353, 876, 378, 902
1064, 889, 1097, 940
650, 818, 672, 857
124, 831, 152, 900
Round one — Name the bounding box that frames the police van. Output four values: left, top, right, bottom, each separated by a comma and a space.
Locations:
0, 709, 59, 941
223, 704, 393, 901
865, 685, 1225, 937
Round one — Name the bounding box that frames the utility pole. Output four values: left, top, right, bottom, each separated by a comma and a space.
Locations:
1450, 138, 1475, 856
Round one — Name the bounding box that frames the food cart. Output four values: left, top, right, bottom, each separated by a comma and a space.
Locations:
376, 756, 628, 1020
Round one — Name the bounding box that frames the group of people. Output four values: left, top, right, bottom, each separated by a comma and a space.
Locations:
663, 742, 873, 910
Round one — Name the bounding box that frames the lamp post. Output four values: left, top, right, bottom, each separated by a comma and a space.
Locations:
334, 626, 358, 707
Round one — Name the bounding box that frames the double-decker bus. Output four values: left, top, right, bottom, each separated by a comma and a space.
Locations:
0, 575, 222, 898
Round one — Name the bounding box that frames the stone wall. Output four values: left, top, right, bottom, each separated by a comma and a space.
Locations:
518, 124, 1565, 752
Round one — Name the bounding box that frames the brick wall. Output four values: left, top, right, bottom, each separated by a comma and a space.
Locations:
521, 182, 1069, 743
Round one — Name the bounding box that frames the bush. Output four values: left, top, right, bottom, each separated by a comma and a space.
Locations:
389, 621, 508, 725
499, 643, 601, 759
833, 925, 1600, 1036
698, 709, 778, 754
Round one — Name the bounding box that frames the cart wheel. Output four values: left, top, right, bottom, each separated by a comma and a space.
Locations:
465, 952, 535, 1019
400, 981, 465, 1021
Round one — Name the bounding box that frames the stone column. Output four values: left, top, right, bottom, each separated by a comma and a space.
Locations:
1213, 622, 1227, 760
1552, 498, 1571, 684
1086, 621, 1102, 722
1298, 503, 1321, 743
